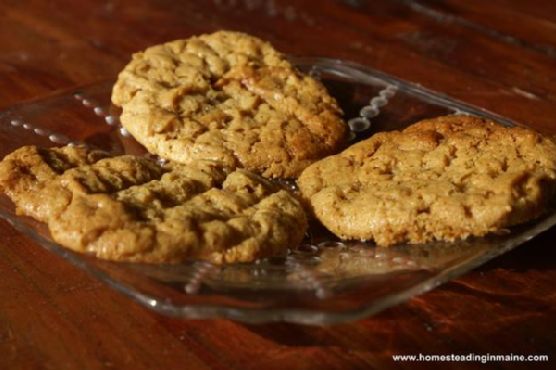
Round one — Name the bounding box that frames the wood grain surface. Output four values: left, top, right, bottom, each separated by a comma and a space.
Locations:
0, 1, 555, 369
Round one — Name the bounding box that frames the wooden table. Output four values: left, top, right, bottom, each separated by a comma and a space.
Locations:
1, 1, 555, 369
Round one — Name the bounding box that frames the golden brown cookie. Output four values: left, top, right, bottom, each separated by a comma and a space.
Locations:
297, 115, 556, 246
0, 145, 111, 221
112, 30, 346, 179
0, 145, 307, 263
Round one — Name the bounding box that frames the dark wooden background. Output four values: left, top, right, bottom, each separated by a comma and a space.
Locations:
1, 1, 555, 369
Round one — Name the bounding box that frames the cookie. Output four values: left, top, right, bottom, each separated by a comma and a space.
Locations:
0, 145, 307, 263
112, 30, 346, 179
0, 145, 111, 221
298, 115, 556, 246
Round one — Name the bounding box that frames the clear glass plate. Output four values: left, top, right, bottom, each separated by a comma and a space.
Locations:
1, 57, 554, 325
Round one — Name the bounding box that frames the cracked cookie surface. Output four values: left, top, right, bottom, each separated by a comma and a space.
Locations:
0, 145, 307, 263
112, 30, 346, 179
298, 115, 556, 245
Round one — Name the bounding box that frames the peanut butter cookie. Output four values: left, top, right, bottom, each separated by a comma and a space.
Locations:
112, 30, 346, 179
0, 145, 307, 263
298, 115, 556, 245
